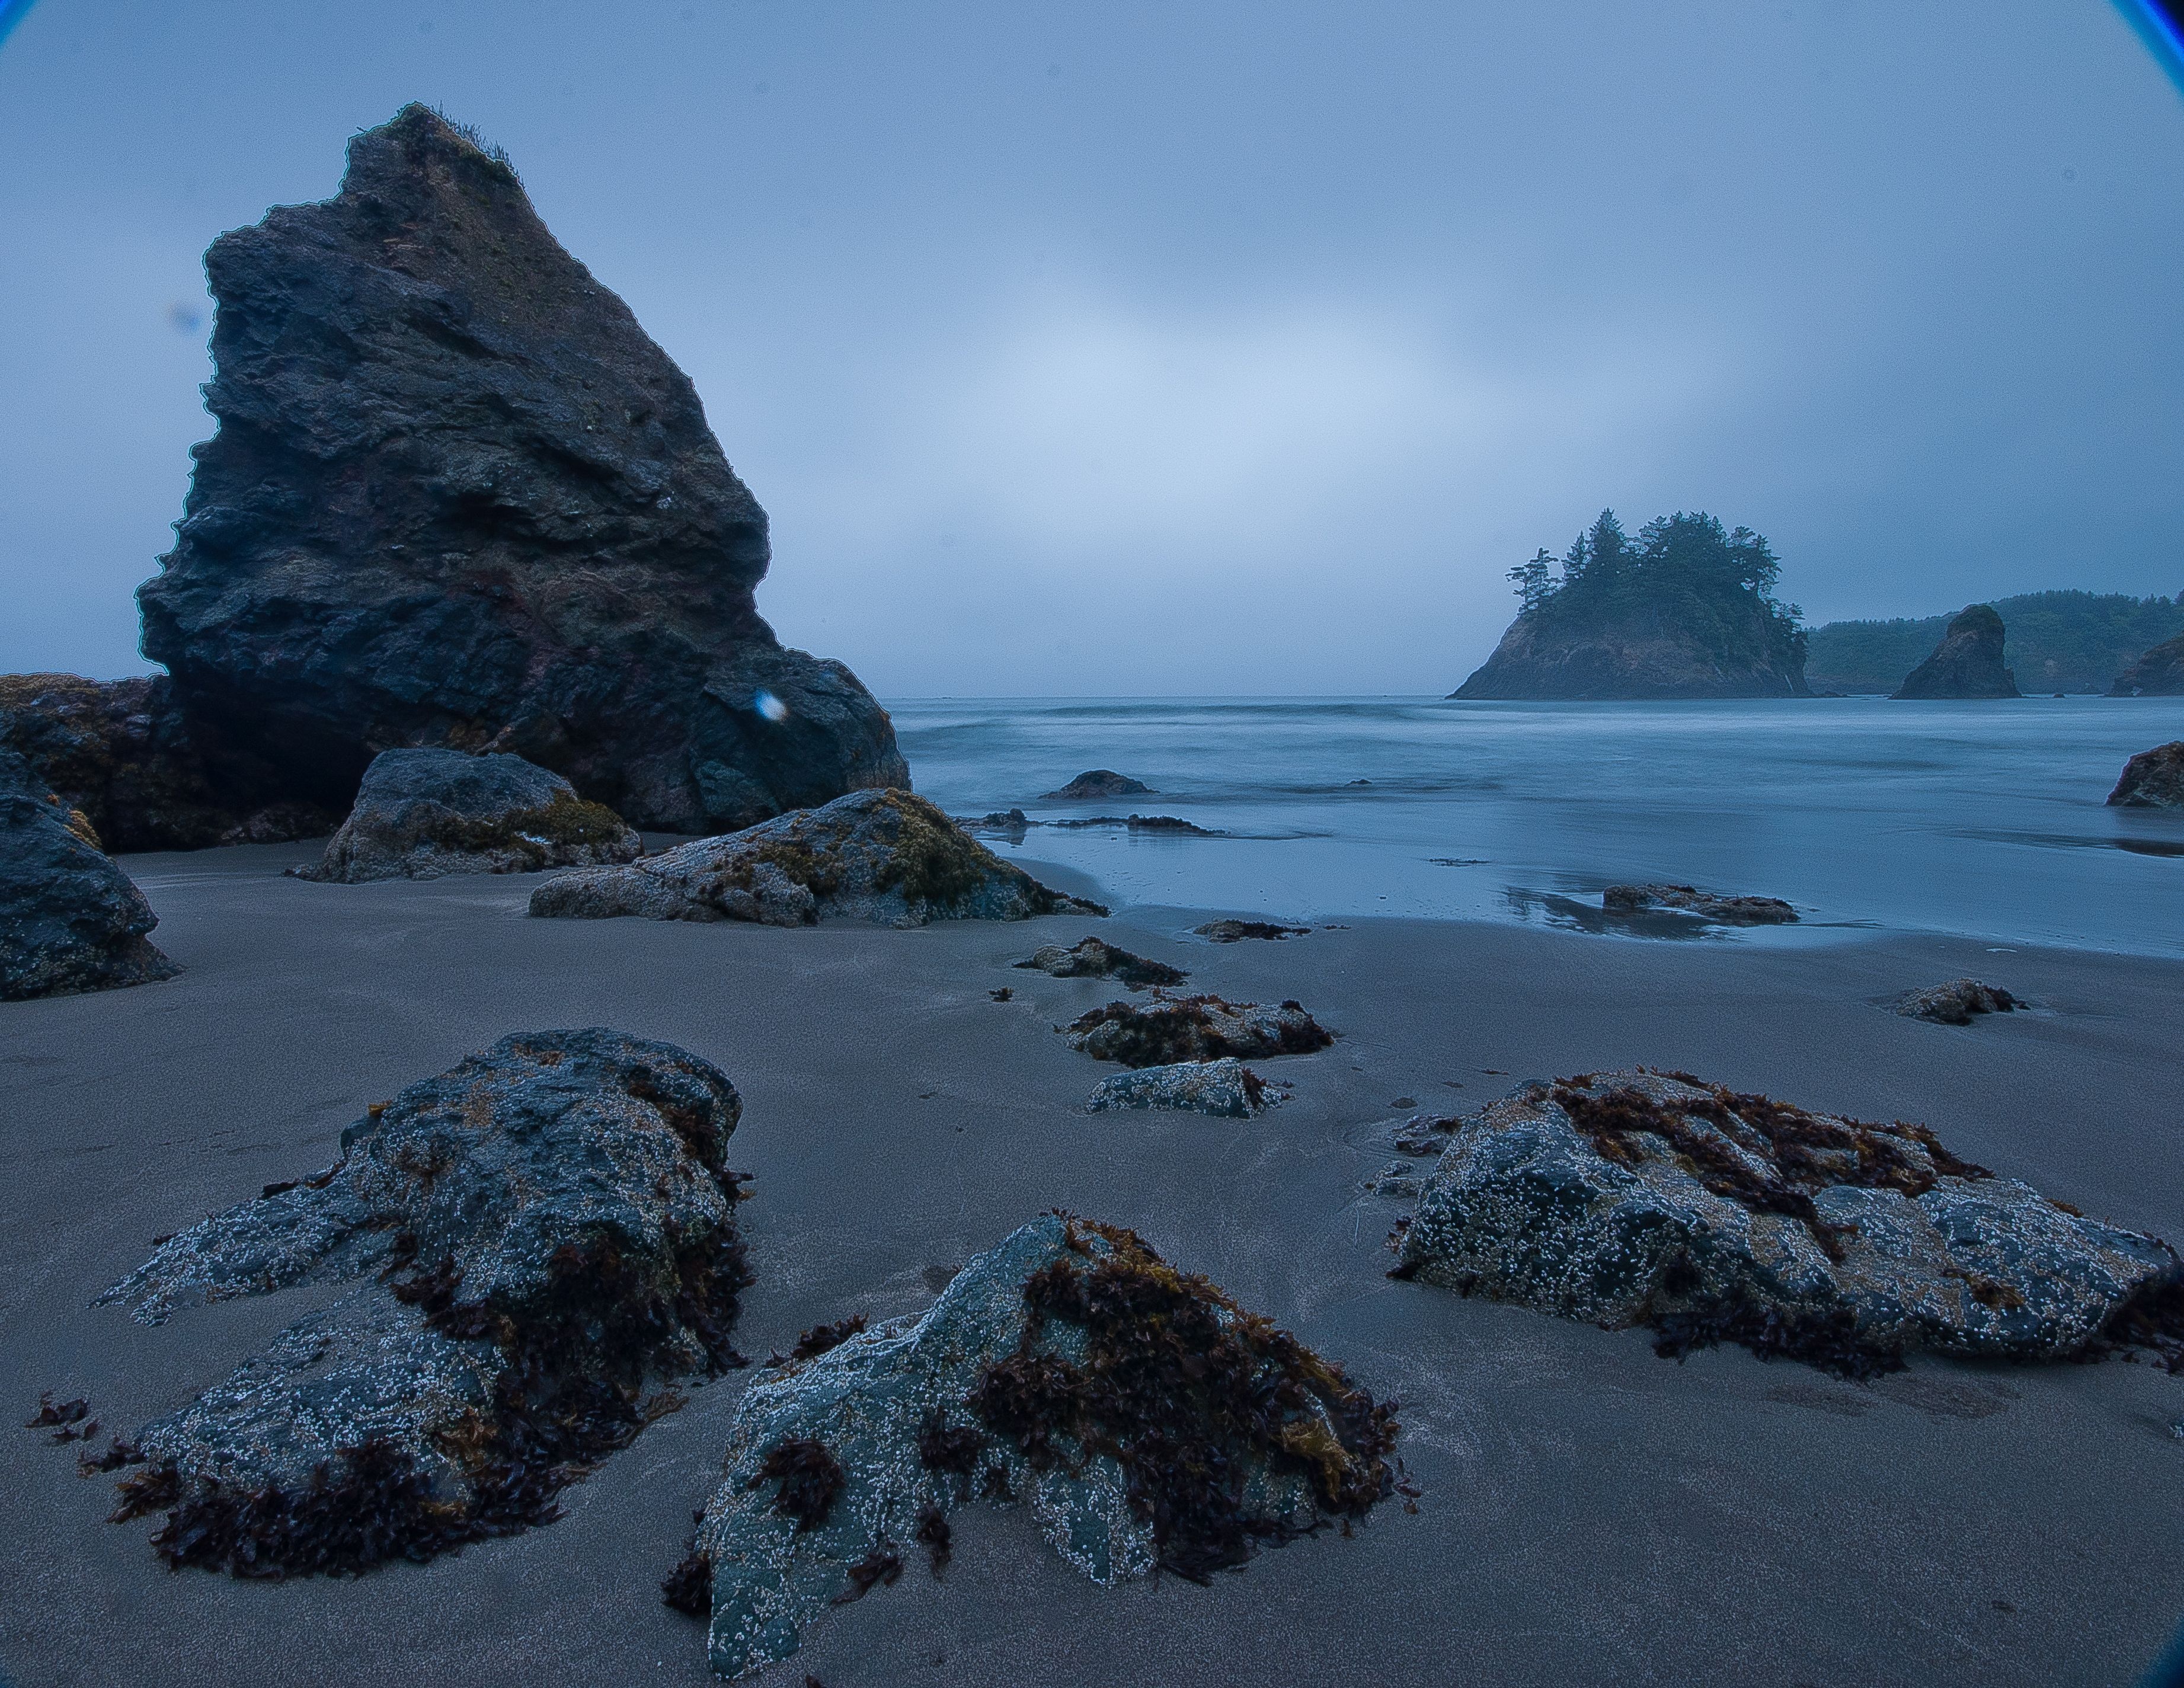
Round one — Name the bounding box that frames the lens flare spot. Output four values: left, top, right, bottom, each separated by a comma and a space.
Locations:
754, 689, 790, 723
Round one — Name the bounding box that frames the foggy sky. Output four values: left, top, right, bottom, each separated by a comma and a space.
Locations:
2, 0, 2180, 696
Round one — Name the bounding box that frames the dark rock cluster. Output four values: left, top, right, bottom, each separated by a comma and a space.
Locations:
2107, 741, 2184, 808
1601, 884, 1798, 925
1042, 771, 1152, 800
1015, 936, 1187, 988
1064, 994, 1333, 1067
1895, 979, 2018, 1025
1890, 604, 2020, 699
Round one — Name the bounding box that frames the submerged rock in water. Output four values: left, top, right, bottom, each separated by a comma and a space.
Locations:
1085, 1058, 1271, 1118
1043, 770, 1152, 800
674, 1214, 1396, 1678
1601, 884, 1798, 925
1064, 995, 1332, 1067
2111, 634, 2184, 698
1895, 979, 2019, 1025
1015, 936, 1187, 989
529, 789, 1104, 928
134, 104, 904, 835
1891, 605, 2021, 700
97, 1028, 751, 1575
295, 748, 640, 883
1392, 1069, 2178, 1376
2106, 741, 2184, 808
0, 749, 179, 1002
1194, 919, 1310, 942
1048, 814, 1216, 835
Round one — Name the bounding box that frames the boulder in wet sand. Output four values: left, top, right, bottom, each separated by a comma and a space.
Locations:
1601, 884, 1798, 925
294, 748, 641, 883
1194, 919, 1311, 942
1392, 1068, 2179, 1376
0, 749, 178, 1002
1015, 936, 1187, 988
529, 790, 1102, 928
1043, 770, 1152, 800
96, 1028, 752, 1575
2106, 741, 2184, 808
1895, 979, 2019, 1025
669, 1213, 1396, 1677
1890, 604, 2020, 699
1086, 1058, 1271, 1118
1065, 994, 1332, 1066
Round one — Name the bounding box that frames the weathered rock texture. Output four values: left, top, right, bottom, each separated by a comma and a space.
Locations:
1891, 605, 2020, 699
0, 749, 179, 1002
96, 1028, 752, 1575
2107, 741, 2184, 808
133, 104, 906, 835
1455, 613, 1811, 700
296, 747, 639, 883
2111, 632, 2184, 698
673, 1214, 1396, 1677
1392, 1069, 2179, 1376
1194, 919, 1310, 943
1043, 771, 1152, 800
0, 672, 334, 851
1065, 995, 1332, 1067
1015, 937, 1187, 989
529, 789, 1101, 928
1601, 884, 1798, 925
1085, 1059, 1271, 1118
1895, 980, 2018, 1025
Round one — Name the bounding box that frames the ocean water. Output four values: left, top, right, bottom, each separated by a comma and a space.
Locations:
889, 696, 2184, 957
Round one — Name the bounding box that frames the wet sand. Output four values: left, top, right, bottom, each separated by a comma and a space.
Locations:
2, 842, 2181, 1687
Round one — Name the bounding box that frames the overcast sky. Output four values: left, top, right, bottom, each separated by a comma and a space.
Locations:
2, 1, 2180, 695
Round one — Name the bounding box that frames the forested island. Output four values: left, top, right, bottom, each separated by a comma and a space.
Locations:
1453, 510, 1808, 699
1807, 591, 2184, 695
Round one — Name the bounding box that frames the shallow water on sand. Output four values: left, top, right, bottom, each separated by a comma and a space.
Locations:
889, 696, 2184, 956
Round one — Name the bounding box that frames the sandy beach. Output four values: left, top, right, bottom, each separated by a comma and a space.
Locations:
3, 842, 2182, 1688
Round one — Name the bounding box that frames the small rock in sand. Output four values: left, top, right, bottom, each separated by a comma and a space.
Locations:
1194, 919, 1311, 942
1601, 884, 1798, 925
1064, 995, 1334, 1067
2106, 741, 2184, 808
1895, 979, 2019, 1025
1015, 936, 1187, 989
1086, 1057, 1272, 1118
1043, 770, 1152, 800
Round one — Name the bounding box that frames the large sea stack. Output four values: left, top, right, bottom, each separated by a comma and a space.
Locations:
133, 104, 906, 835
1890, 605, 2020, 700
2111, 631, 2184, 697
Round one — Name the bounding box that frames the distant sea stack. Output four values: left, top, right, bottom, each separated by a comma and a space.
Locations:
2112, 632, 2184, 697
133, 103, 906, 835
1453, 511, 1809, 700
1890, 605, 2020, 700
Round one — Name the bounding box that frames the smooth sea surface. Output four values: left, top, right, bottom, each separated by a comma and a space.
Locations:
889, 696, 2184, 957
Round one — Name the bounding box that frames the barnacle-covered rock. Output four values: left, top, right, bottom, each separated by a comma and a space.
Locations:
294, 747, 641, 883
1895, 979, 2018, 1025
1392, 1069, 2179, 1376
1015, 936, 1186, 988
1085, 1058, 1271, 1118
1601, 884, 1797, 925
529, 789, 1102, 928
675, 1214, 1396, 1679
96, 1028, 751, 1575
1064, 994, 1332, 1067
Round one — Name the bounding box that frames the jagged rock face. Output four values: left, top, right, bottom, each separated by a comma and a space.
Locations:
1453, 611, 1810, 701
1393, 1070, 2177, 1375
0, 749, 180, 1001
679, 1214, 1396, 1678
2111, 632, 2184, 697
2107, 741, 2184, 808
136, 103, 907, 833
1891, 605, 2020, 699
296, 747, 640, 883
529, 789, 1103, 928
96, 1028, 751, 1576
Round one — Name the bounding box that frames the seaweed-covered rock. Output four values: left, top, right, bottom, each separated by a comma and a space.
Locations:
1601, 884, 1798, 925
2112, 634, 2184, 698
1392, 1069, 2178, 1376
529, 789, 1102, 928
1043, 771, 1152, 800
95, 1028, 751, 1575
1891, 605, 2020, 700
133, 104, 905, 835
1895, 979, 2018, 1025
1194, 919, 1310, 942
1064, 995, 1332, 1067
1085, 1059, 1271, 1118
0, 749, 179, 1002
674, 1214, 1396, 1677
295, 748, 640, 883
1015, 937, 1187, 989
2107, 741, 2184, 808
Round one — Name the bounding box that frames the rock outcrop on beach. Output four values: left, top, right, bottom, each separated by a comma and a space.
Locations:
132, 104, 905, 836
2111, 632, 2184, 697
1015, 936, 1187, 988
1064, 995, 1332, 1067
0, 749, 179, 1002
2106, 741, 2184, 808
529, 789, 1103, 928
1895, 979, 2018, 1025
1890, 605, 2020, 699
1194, 919, 1310, 942
1601, 884, 1798, 925
1085, 1058, 1272, 1118
1391, 1069, 2178, 1376
96, 1029, 752, 1575
1043, 771, 1152, 800
669, 1214, 1396, 1677
295, 748, 640, 883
